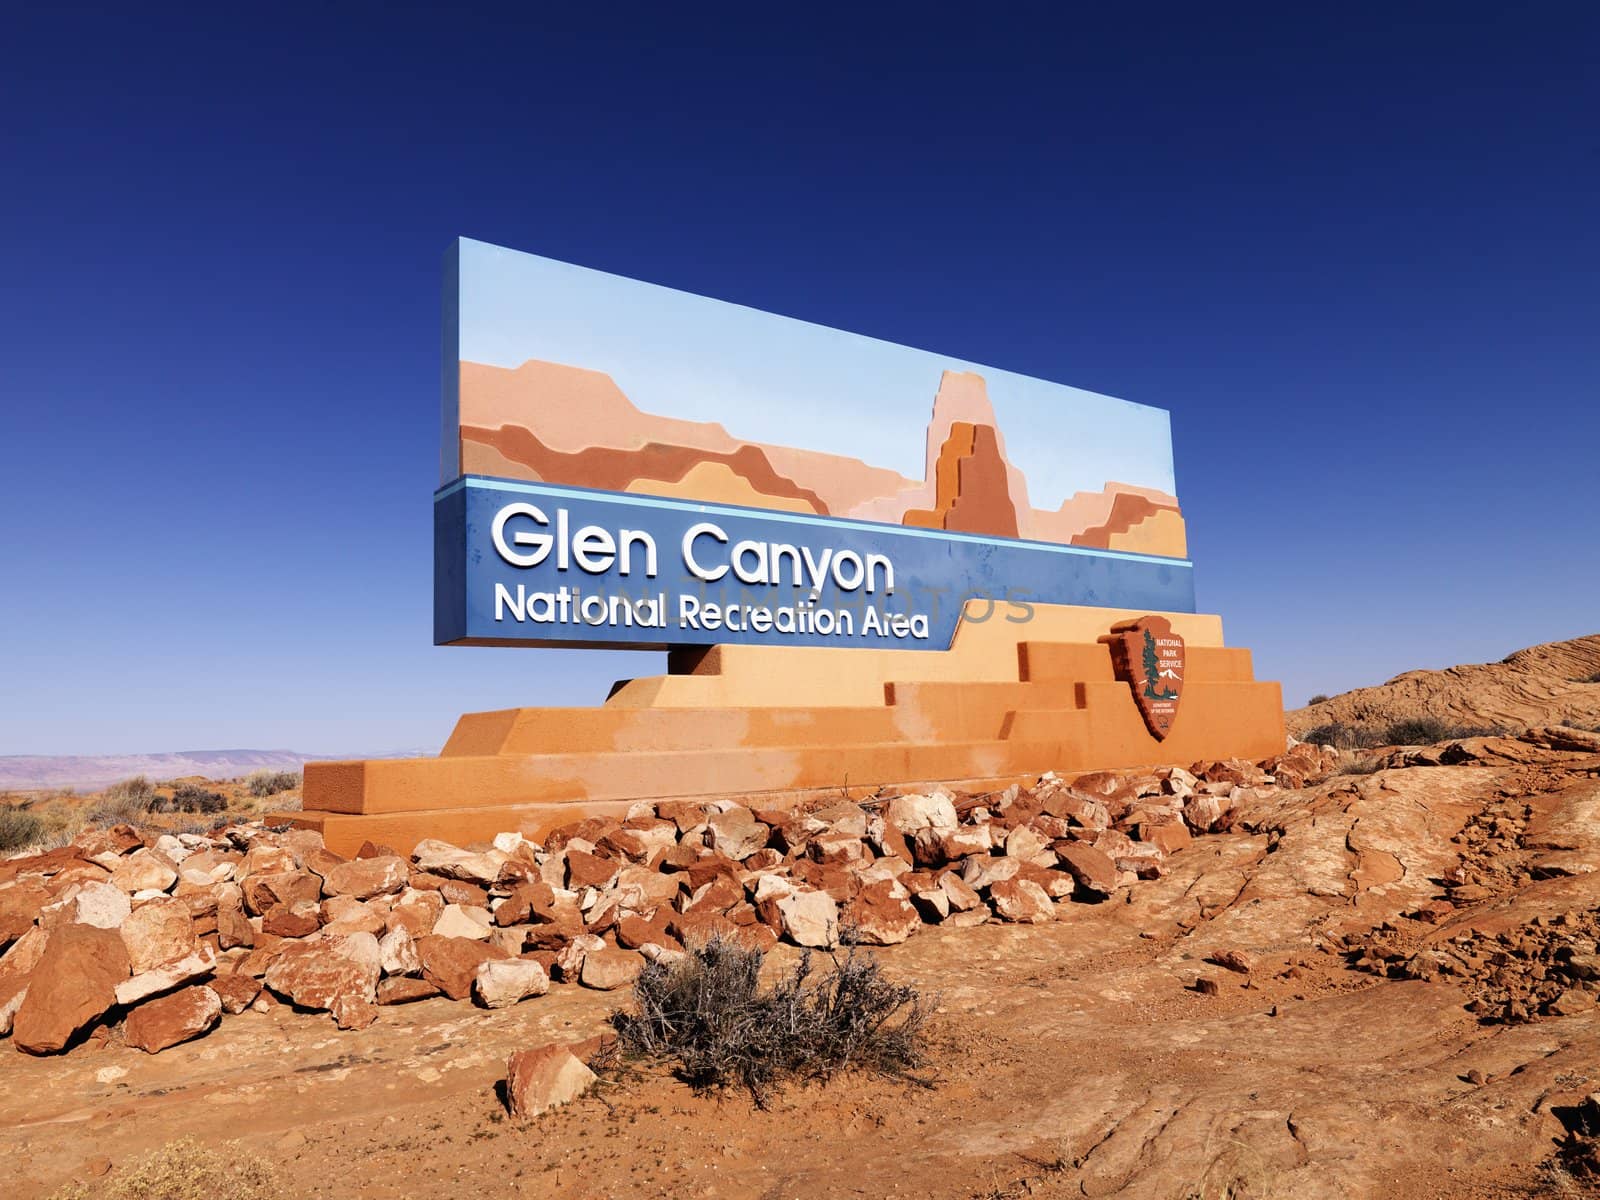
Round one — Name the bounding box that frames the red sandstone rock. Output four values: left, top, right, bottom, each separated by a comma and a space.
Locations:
109, 849, 178, 894
331, 993, 380, 1030
505, 1044, 596, 1118
843, 880, 921, 945
415, 934, 509, 1000
989, 878, 1055, 923
262, 902, 321, 939
566, 850, 620, 891
242, 870, 322, 916
210, 972, 262, 1014
707, 807, 769, 860
321, 895, 386, 935
0, 882, 50, 946
115, 946, 218, 1006
124, 984, 221, 1053
377, 976, 441, 1005
1056, 844, 1118, 897
616, 914, 681, 952
264, 931, 381, 1011
12, 923, 130, 1054
668, 910, 740, 947
217, 901, 255, 949
1141, 823, 1192, 854
119, 897, 199, 974
579, 948, 643, 991
320, 855, 408, 901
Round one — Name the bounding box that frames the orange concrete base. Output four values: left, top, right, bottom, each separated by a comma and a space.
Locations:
283, 602, 1285, 856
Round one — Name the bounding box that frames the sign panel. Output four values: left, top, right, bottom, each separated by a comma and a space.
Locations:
1105, 616, 1186, 738
437, 238, 1195, 651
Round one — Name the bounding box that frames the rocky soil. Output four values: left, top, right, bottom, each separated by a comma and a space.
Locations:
1289, 633, 1600, 736
7, 726, 1600, 1196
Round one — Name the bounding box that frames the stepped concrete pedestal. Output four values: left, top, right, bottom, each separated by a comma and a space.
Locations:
280, 602, 1284, 856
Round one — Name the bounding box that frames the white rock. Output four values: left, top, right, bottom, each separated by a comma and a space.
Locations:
45, 881, 131, 930
115, 946, 218, 1006
110, 849, 178, 894
961, 855, 1022, 891
409, 839, 505, 885
884, 793, 958, 836
152, 835, 191, 864
378, 926, 420, 976
431, 904, 492, 940
473, 959, 549, 1008
777, 890, 839, 948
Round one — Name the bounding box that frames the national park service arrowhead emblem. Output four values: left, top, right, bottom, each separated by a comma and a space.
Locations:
1103, 616, 1185, 740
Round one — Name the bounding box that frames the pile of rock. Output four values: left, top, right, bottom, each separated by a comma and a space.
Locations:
0, 744, 1335, 1056
1346, 908, 1600, 1024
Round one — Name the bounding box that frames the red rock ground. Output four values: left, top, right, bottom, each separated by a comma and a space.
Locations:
7, 728, 1600, 1198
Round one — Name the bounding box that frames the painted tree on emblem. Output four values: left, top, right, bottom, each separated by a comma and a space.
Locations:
1142, 629, 1176, 701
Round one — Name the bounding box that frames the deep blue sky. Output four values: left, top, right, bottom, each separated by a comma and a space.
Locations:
3, 4, 1596, 756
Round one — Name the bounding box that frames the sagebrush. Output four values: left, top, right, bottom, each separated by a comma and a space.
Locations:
149, 783, 227, 814
609, 936, 932, 1106
1300, 717, 1508, 749
0, 805, 44, 852
47, 1136, 280, 1200
86, 776, 156, 827
246, 769, 300, 798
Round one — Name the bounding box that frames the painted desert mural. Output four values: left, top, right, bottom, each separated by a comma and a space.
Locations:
453, 357, 1188, 558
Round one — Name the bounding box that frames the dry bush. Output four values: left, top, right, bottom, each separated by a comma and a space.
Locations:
610, 936, 932, 1106
88, 776, 157, 826
47, 1137, 281, 1200
1302, 717, 1509, 750
0, 805, 44, 853
149, 783, 226, 815
245, 769, 300, 798
104, 775, 157, 806
1298, 722, 1382, 750
1306, 693, 1330, 706
1577, 671, 1600, 684
34, 797, 87, 847
1382, 716, 1507, 745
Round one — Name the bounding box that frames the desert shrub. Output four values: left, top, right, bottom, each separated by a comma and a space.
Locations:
86, 777, 156, 827
1381, 717, 1507, 745
610, 936, 932, 1106
1298, 722, 1382, 750
1303, 717, 1507, 749
1307, 693, 1331, 706
171, 783, 226, 814
47, 1136, 280, 1200
104, 775, 157, 808
0, 806, 44, 853
246, 769, 300, 798
1579, 671, 1600, 684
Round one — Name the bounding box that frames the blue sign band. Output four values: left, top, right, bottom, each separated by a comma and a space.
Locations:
435, 476, 1195, 651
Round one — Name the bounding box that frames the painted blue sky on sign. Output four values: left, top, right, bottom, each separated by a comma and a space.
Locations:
454, 238, 1178, 505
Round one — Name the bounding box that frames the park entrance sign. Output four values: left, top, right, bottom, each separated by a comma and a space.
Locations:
435, 238, 1192, 650
284, 239, 1285, 856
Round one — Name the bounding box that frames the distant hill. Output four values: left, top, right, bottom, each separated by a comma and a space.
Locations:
1288, 634, 1600, 736
0, 748, 423, 793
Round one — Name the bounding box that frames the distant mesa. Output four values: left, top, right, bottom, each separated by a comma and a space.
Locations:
456, 359, 1187, 558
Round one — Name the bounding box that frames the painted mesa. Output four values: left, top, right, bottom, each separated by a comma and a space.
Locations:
287, 239, 1285, 853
